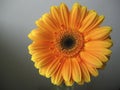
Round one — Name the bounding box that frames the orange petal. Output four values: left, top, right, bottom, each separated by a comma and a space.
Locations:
39, 65, 49, 76
60, 3, 69, 28
42, 13, 58, 30
28, 29, 53, 41
28, 29, 41, 41
69, 3, 81, 29
85, 40, 113, 48
46, 56, 62, 78
83, 15, 104, 34
80, 51, 103, 68
79, 10, 97, 32
86, 64, 99, 77
50, 6, 62, 26
78, 6, 87, 27
85, 51, 109, 63
84, 47, 112, 56
36, 18, 53, 33
36, 14, 58, 33
34, 54, 54, 68
51, 64, 63, 85
80, 62, 90, 82
62, 58, 71, 82
31, 51, 51, 62
65, 79, 74, 86
85, 26, 112, 40
71, 57, 81, 83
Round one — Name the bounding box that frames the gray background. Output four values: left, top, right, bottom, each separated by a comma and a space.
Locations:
0, 0, 120, 90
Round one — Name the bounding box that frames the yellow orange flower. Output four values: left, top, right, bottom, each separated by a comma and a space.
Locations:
28, 2, 112, 86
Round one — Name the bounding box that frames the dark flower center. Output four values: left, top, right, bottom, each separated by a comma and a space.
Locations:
54, 30, 83, 57
60, 35, 76, 50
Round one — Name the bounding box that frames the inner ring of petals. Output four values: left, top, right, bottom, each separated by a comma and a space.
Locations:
54, 30, 84, 57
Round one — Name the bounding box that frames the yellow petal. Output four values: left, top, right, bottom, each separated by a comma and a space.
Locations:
71, 58, 81, 83
36, 15, 58, 33
28, 29, 41, 41
32, 50, 50, 60
69, 3, 81, 29
83, 15, 105, 34
35, 18, 54, 33
80, 62, 90, 82
32, 50, 54, 64
86, 64, 98, 77
85, 26, 112, 40
50, 6, 62, 26
62, 58, 71, 81
84, 47, 112, 56
84, 50, 109, 62
91, 15, 104, 28
34, 61, 41, 69
79, 10, 97, 32
78, 6, 87, 26
46, 57, 62, 78
85, 40, 113, 48
60, 3, 69, 28
65, 79, 74, 86
94, 53, 108, 62
42, 13, 58, 30
80, 51, 103, 68
39, 66, 48, 76
39, 55, 58, 77
51, 64, 63, 85
28, 29, 53, 41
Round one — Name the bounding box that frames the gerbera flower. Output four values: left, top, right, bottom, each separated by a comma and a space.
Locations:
28, 2, 112, 86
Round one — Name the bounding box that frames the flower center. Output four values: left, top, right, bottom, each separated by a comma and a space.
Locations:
60, 35, 76, 50
54, 30, 84, 57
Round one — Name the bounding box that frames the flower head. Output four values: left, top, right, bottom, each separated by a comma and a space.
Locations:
28, 2, 112, 86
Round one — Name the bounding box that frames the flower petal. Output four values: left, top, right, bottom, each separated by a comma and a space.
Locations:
71, 57, 81, 83
39, 64, 49, 76
79, 10, 97, 32
80, 51, 103, 68
62, 58, 71, 82
83, 49, 109, 63
34, 54, 54, 68
31, 51, 52, 62
69, 3, 81, 29
78, 6, 87, 26
92, 52, 108, 62
85, 40, 113, 48
83, 15, 105, 34
28, 29, 41, 41
84, 47, 112, 56
60, 3, 69, 28
85, 26, 112, 40
36, 14, 58, 33
28, 29, 53, 41
46, 56, 62, 78
65, 79, 74, 86
86, 64, 98, 77
51, 64, 63, 85
80, 62, 90, 82
36, 18, 52, 32
42, 13, 58, 30
50, 6, 62, 26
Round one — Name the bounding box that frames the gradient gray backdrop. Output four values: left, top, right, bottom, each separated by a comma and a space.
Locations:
0, 0, 120, 90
